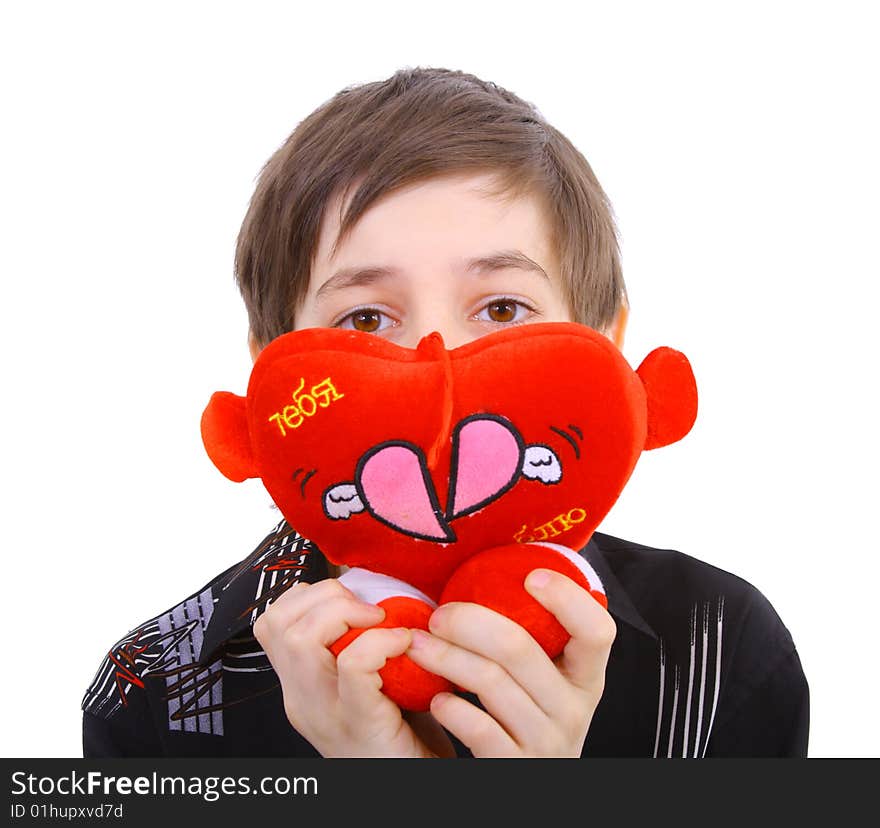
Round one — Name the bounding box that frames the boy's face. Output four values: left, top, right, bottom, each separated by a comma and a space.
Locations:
290, 173, 575, 350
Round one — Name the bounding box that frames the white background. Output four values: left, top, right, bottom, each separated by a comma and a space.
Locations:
1, 1, 877, 758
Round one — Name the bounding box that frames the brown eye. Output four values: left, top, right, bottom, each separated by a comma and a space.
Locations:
487, 301, 518, 323
352, 310, 381, 332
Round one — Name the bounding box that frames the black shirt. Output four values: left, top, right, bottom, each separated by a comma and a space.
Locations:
81, 520, 809, 757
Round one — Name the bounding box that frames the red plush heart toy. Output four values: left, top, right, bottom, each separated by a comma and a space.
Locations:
202, 322, 697, 710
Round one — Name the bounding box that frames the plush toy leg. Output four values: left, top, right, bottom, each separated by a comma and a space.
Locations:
439, 543, 607, 660
330, 568, 452, 712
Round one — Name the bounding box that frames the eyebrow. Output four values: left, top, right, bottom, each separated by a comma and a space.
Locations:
314, 249, 549, 300
315, 266, 399, 299
466, 250, 549, 280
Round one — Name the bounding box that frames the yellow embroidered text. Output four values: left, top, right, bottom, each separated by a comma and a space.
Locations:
513, 507, 587, 543
268, 377, 344, 437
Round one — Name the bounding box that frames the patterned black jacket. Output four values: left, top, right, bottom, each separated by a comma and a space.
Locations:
81, 521, 809, 757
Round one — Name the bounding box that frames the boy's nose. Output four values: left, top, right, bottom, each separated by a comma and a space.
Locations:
401, 326, 472, 351
400, 315, 473, 351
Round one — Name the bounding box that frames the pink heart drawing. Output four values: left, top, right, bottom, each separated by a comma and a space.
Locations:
356, 416, 524, 542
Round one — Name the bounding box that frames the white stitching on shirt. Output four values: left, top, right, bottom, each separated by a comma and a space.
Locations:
654, 596, 725, 758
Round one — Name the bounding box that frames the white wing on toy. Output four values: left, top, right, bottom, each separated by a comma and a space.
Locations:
323, 483, 365, 520
522, 445, 562, 484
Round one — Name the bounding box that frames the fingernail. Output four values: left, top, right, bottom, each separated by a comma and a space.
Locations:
428, 607, 447, 633
431, 692, 454, 708
409, 629, 431, 650
527, 569, 552, 589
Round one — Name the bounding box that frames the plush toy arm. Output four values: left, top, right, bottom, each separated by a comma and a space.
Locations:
200, 391, 256, 482
636, 347, 698, 450
440, 542, 607, 660
331, 568, 452, 712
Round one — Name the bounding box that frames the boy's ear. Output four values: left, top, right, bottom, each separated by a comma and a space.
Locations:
247, 331, 263, 364
608, 304, 629, 350
201, 392, 257, 482
635, 347, 698, 450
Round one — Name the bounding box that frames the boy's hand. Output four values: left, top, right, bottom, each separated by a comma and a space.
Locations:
405, 569, 616, 757
253, 579, 454, 758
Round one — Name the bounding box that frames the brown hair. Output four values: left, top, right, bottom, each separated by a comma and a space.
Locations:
235, 67, 626, 346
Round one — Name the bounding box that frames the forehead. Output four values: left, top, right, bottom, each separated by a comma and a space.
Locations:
313, 172, 555, 272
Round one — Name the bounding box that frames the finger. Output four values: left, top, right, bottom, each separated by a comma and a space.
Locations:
525, 569, 617, 694
257, 595, 388, 717
425, 602, 566, 718
336, 627, 413, 722
280, 594, 388, 652
428, 691, 518, 757
255, 578, 375, 638
402, 710, 456, 759
406, 627, 548, 746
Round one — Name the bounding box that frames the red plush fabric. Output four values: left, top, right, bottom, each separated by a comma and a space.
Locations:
202, 322, 696, 601
202, 322, 697, 709
441, 543, 608, 659
329, 596, 451, 712
200, 391, 255, 483
636, 347, 699, 450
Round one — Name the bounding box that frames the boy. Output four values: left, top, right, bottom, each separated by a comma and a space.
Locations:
82, 67, 808, 757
